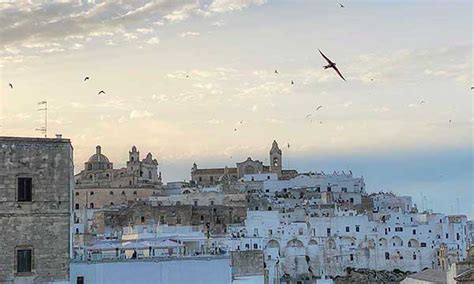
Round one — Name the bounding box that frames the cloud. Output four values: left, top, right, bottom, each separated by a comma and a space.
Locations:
0, 0, 266, 57
130, 110, 153, 119
146, 37, 160, 45
208, 0, 267, 13
180, 31, 200, 38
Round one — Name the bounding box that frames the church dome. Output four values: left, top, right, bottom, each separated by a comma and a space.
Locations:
88, 145, 110, 163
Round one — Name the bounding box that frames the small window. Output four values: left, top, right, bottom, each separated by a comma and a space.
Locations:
327, 186, 331, 192
345, 226, 350, 232
198, 177, 202, 182
90, 191, 94, 196
75, 192, 79, 196
413, 253, 416, 260
385, 252, 390, 260
122, 191, 126, 195
253, 244, 258, 249
133, 191, 137, 195
356, 226, 360, 232
18, 177, 32, 202
350, 254, 354, 261
413, 229, 416, 235
141, 216, 145, 223
342, 187, 347, 193
421, 242, 427, 247
110, 202, 114, 206
110, 191, 114, 195
77, 276, 84, 284
194, 200, 198, 206
210, 200, 214, 206
75, 203, 79, 210
327, 228, 331, 236
210, 176, 214, 182
17, 248, 32, 273
90, 203, 94, 209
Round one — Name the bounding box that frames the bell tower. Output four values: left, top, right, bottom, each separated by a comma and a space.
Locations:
269, 140, 282, 177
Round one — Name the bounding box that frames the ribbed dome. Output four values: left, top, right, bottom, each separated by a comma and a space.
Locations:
88, 145, 110, 163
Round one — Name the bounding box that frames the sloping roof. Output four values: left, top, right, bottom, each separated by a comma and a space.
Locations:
454, 268, 474, 281
406, 269, 446, 283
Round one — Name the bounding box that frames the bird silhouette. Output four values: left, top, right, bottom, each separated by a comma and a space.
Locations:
274, 69, 279, 74
420, 100, 425, 104
291, 80, 295, 85
339, 3, 344, 8
234, 128, 237, 132
316, 105, 323, 111
318, 49, 346, 81
98, 90, 105, 95
9, 83, 13, 89
305, 114, 312, 118
84, 77, 90, 81
287, 143, 290, 148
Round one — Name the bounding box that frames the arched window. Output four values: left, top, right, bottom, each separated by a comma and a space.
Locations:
75, 203, 79, 210
90, 203, 94, 209
385, 252, 390, 260
253, 244, 258, 249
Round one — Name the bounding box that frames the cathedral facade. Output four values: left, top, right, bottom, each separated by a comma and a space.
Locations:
191, 140, 297, 186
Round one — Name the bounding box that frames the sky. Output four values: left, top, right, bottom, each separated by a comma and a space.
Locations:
0, 1, 472, 217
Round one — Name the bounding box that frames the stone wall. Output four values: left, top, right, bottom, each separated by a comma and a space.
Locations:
0, 137, 73, 283
231, 250, 265, 277
100, 202, 247, 235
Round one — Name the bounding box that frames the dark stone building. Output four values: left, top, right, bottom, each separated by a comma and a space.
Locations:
0, 136, 73, 283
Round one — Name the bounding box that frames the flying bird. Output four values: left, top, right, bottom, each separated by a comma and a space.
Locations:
287, 143, 290, 148
84, 77, 90, 81
291, 80, 295, 85
420, 100, 425, 104
338, 3, 344, 8
318, 49, 346, 81
274, 69, 279, 74
316, 105, 323, 111
98, 90, 105, 95
239, 120, 243, 124
305, 114, 312, 118
234, 128, 237, 132
9, 83, 13, 89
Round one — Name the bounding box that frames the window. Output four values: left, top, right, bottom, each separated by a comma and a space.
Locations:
253, 244, 258, 249
413, 229, 416, 235
267, 176, 270, 180
90, 191, 94, 195
350, 254, 354, 261
122, 191, 126, 195
194, 200, 198, 206
210, 200, 214, 206
141, 216, 145, 223
413, 253, 416, 260
17, 248, 32, 273
395, 227, 403, 232
198, 177, 202, 182
342, 187, 347, 193
385, 252, 390, 260
110, 191, 114, 195
110, 202, 114, 206
446, 233, 449, 239
133, 191, 137, 195
77, 276, 84, 284
269, 229, 273, 235
75, 192, 79, 196
17, 177, 32, 202
148, 171, 152, 179
420, 242, 427, 247
456, 233, 460, 241
350, 198, 354, 203
345, 226, 350, 232
327, 228, 331, 236
200, 215, 204, 221
160, 216, 165, 223
75, 203, 79, 210
327, 186, 331, 192
356, 226, 360, 232
90, 203, 94, 209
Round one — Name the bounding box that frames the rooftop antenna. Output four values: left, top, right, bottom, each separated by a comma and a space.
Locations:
36, 101, 47, 138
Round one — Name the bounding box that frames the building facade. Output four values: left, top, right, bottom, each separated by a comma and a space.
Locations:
0, 136, 73, 283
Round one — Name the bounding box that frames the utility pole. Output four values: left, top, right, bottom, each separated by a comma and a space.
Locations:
36, 101, 47, 138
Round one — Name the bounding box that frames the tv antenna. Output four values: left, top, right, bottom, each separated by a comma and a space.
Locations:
36, 101, 47, 138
